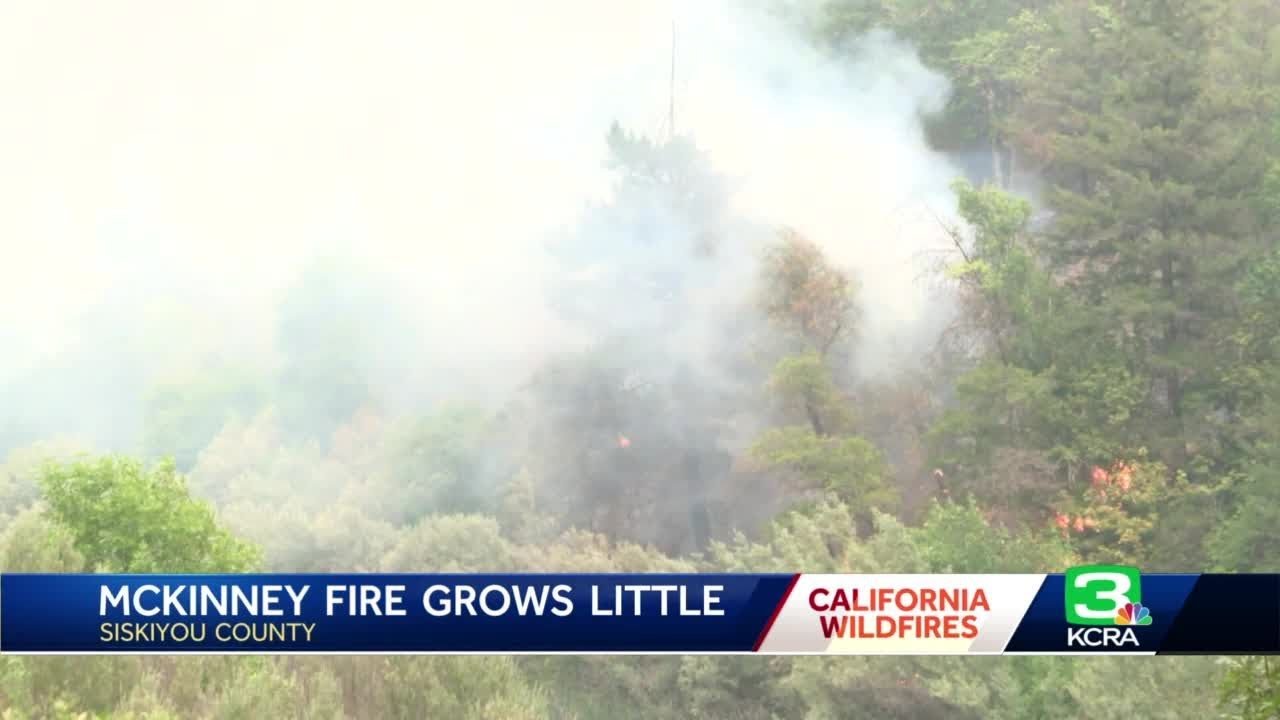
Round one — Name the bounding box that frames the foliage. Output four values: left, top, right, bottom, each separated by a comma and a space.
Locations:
767, 353, 854, 436
1220, 657, 1280, 720
0, 440, 92, 521
38, 455, 260, 573
760, 229, 859, 357
0, 507, 85, 573
750, 427, 895, 511
1211, 444, 1280, 572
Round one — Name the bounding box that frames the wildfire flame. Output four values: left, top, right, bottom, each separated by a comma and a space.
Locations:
1090, 461, 1134, 496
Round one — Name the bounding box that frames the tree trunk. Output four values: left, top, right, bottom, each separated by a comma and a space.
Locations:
984, 84, 1006, 188
805, 398, 827, 437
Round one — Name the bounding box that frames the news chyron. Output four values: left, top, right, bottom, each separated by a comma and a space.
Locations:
1, 570, 1275, 654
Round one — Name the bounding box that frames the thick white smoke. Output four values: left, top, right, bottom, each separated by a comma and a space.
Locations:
0, 0, 960, 447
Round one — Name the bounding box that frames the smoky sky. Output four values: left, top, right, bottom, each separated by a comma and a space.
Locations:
0, 1, 961, 452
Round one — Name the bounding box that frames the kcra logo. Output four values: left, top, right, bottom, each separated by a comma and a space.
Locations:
1064, 565, 1153, 648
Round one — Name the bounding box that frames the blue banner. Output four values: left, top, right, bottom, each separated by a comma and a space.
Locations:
1, 573, 794, 653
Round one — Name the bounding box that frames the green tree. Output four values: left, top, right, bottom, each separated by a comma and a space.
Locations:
1020, 0, 1275, 477
39, 455, 260, 573
750, 427, 894, 513
928, 181, 1092, 517
1220, 657, 1280, 720
0, 508, 84, 573
766, 352, 854, 437
0, 439, 89, 520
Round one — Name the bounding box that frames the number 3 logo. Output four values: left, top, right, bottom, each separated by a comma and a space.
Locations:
1065, 565, 1142, 625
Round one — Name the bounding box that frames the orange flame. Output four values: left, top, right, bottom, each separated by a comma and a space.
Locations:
1090, 465, 1109, 487
1113, 463, 1133, 492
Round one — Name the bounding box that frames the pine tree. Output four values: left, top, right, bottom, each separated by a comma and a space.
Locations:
1017, 0, 1276, 477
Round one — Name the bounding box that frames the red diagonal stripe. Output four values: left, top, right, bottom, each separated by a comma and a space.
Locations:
753, 573, 801, 652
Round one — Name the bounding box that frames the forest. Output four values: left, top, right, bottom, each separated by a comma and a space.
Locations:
1, 0, 1279, 717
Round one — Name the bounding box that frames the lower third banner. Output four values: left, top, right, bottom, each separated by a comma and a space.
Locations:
1, 569, 1276, 654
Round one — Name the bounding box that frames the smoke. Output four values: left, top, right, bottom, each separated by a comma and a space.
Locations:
0, 0, 960, 452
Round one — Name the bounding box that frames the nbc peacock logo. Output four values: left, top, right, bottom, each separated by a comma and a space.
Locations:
1114, 601, 1152, 626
